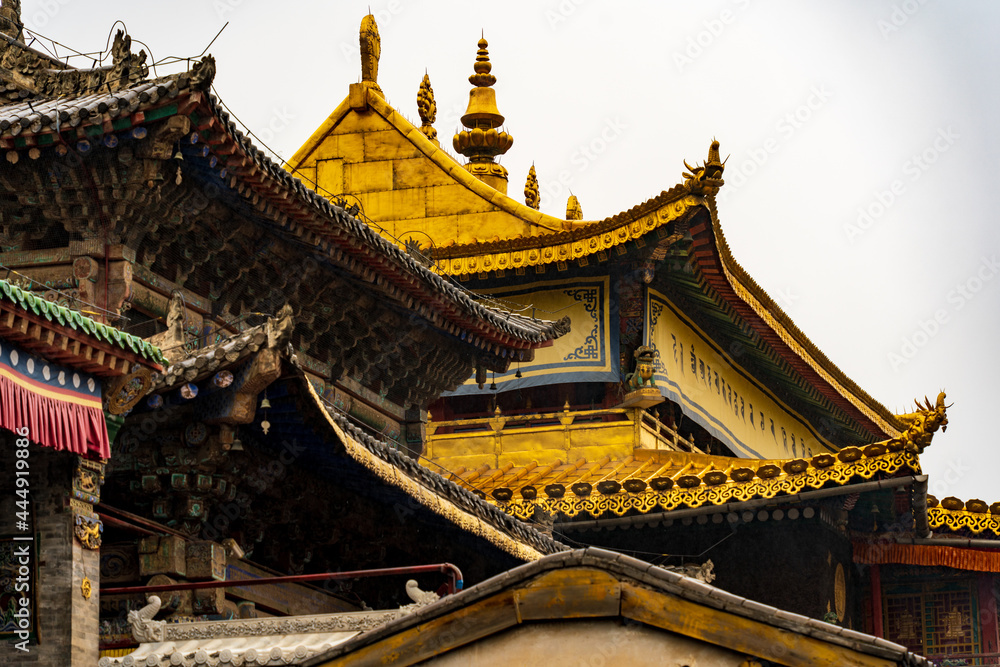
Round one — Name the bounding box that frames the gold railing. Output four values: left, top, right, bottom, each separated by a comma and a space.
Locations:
425, 405, 702, 462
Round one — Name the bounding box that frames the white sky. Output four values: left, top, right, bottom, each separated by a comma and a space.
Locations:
24, 1, 1000, 501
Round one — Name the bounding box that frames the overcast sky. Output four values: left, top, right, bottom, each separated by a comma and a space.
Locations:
24, 1, 1000, 501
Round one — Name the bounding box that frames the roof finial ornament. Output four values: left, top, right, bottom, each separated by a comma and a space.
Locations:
524, 164, 540, 210
0, 1, 23, 41
682, 138, 727, 195
566, 193, 583, 220
359, 14, 383, 97
417, 72, 438, 143
453, 35, 514, 193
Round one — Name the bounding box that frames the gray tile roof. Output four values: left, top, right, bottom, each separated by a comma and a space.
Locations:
305, 547, 932, 667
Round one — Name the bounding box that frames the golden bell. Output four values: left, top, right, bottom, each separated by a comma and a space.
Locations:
260, 397, 271, 409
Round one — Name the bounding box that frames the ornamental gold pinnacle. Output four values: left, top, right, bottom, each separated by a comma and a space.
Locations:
566, 194, 583, 220
359, 14, 383, 97
417, 72, 437, 141
524, 164, 539, 210
454, 37, 513, 161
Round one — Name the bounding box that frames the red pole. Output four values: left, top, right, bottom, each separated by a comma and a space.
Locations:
100, 563, 464, 597
870, 564, 884, 638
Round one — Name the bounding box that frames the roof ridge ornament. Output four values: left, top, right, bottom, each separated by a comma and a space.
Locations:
359, 14, 383, 98
682, 139, 727, 195
892, 391, 950, 454
417, 72, 438, 142
524, 164, 539, 210
453, 36, 513, 193
566, 193, 583, 221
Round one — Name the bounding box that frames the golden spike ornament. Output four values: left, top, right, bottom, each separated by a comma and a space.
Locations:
566, 193, 583, 220
359, 14, 383, 95
417, 72, 438, 141
524, 164, 540, 209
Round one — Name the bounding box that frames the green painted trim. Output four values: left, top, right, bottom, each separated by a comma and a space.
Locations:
0, 278, 165, 365
143, 103, 178, 122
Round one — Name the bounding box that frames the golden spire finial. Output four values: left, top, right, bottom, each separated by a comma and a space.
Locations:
524, 164, 540, 210
454, 35, 513, 192
566, 193, 582, 220
359, 14, 383, 96
417, 72, 438, 142
469, 38, 497, 88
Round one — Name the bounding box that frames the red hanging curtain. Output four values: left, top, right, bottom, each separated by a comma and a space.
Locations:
0, 343, 109, 459
854, 541, 1000, 573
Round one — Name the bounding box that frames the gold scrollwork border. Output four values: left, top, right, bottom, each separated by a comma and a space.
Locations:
928, 507, 1000, 536
439, 197, 700, 276
499, 450, 919, 520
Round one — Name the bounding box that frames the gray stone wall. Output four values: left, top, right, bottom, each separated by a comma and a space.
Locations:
0, 437, 100, 665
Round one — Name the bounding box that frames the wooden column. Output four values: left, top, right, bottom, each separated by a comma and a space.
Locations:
870, 564, 884, 638
978, 574, 998, 656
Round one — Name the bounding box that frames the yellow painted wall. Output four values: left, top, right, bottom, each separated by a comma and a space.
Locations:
417, 619, 751, 666
647, 288, 835, 459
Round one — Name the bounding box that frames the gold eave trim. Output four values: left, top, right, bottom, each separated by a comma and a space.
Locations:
928, 506, 1000, 536
485, 449, 920, 521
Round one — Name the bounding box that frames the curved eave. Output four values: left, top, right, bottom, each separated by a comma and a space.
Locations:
191, 93, 567, 353
0, 279, 165, 374
0, 75, 567, 355
690, 196, 903, 438
300, 374, 567, 560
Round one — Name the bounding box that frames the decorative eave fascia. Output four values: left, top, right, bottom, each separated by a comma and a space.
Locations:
927, 501, 1000, 537
433, 190, 702, 276
470, 447, 920, 522
0, 279, 164, 375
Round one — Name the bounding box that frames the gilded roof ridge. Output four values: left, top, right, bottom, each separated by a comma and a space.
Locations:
286, 89, 571, 234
